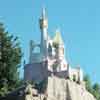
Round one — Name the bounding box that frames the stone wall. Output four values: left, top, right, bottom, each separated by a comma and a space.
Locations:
24, 60, 48, 82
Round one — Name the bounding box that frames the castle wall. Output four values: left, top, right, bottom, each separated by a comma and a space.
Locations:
48, 71, 68, 79
24, 60, 48, 82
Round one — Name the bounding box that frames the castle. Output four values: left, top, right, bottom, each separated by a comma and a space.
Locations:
24, 8, 83, 83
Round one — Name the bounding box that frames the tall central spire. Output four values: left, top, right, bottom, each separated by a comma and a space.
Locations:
42, 7, 46, 19
40, 7, 48, 29
39, 7, 48, 59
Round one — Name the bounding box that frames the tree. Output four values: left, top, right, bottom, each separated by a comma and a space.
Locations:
0, 23, 22, 96
84, 74, 93, 94
92, 83, 100, 100
84, 74, 100, 100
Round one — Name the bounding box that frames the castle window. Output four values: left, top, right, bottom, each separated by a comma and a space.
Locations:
48, 43, 52, 52
53, 42, 59, 49
48, 43, 52, 56
33, 46, 40, 53
73, 75, 76, 81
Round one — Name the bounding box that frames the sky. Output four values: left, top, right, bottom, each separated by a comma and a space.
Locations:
0, 0, 100, 83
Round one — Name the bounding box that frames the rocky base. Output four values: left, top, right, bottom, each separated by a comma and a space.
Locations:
47, 76, 96, 100
1, 77, 96, 100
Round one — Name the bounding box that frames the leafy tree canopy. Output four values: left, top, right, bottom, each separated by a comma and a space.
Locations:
84, 74, 100, 100
0, 23, 22, 96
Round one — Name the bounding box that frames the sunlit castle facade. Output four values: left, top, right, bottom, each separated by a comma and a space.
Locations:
24, 8, 83, 83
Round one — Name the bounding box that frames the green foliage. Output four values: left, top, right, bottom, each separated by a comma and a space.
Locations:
84, 74, 100, 100
35, 79, 47, 93
93, 83, 100, 100
0, 23, 22, 96
0, 86, 8, 97
84, 74, 93, 93
0, 79, 9, 96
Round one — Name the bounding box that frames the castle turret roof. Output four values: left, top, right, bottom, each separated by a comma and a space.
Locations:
53, 30, 63, 45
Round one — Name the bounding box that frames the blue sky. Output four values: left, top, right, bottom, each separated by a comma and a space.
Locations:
0, 0, 100, 83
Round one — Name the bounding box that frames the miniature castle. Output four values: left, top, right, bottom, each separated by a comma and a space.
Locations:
24, 8, 83, 83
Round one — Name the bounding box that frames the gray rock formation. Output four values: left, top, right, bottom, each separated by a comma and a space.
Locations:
2, 77, 96, 100
47, 76, 96, 100
25, 84, 46, 100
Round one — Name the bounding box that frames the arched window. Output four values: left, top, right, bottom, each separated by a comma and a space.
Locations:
48, 43, 52, 56
48, 43, 52, 52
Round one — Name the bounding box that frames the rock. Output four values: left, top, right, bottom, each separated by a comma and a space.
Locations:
2, 78, 96, 100
47, 76, 96, 100
67, 80, 96, 100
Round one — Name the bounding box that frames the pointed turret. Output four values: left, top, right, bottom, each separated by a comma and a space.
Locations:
42, 7, 46, 19
40, 7, 48, 29
39, 7, 48, 59
53, 30, 65, 60
53, 30, 63, 45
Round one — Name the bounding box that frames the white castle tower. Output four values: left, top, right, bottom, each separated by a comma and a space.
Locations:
39, 7, 48, 59
29, 7, 48, 63
53, 30, 64, 60
24, 8, 83, 83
